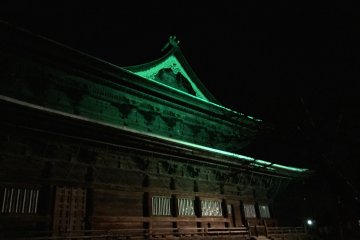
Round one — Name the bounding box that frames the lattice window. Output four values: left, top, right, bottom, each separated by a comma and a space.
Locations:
259, 204, 271, 218
178, 198, 195, 216
1, 187, 39, 214
201, 199, 222, 217
243, 204, 256, 218
151, 196, 171, 216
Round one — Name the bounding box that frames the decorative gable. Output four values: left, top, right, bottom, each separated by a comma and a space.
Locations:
128, 54, 208, 100
124, 36, 221, 103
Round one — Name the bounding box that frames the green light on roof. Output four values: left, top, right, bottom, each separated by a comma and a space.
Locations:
132, 55, 208, 100
254, 159, 272, 165
249, 162, 275, 171
246, 115, 262, 122
2, 95, 305, 175
146, 131, 307, 173
126, 69, 262, 122
126, 54, 262, 122
272, 164, 308, 173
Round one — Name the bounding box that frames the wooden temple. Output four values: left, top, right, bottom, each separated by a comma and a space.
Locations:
0, 21, 310, 239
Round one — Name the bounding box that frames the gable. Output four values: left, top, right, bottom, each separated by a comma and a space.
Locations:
130, 55, 208, 100
124, 42, 220, 104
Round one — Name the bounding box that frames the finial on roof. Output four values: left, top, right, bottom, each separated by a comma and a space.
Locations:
161, 35, 180, 52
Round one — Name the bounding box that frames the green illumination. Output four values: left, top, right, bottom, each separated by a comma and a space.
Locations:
272, 164, 308, 173
246, 115, 262, 122
132, 55, 208, 100
254, 159, 272, 165
2, 95, 306, 174
123, 131, 306, 173
126, 55, 262, 122
126, 69, 262, 123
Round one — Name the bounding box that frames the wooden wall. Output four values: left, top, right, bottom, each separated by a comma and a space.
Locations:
0, 105, 280, 236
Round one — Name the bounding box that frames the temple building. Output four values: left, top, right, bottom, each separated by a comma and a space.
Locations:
0, 21, 309, 239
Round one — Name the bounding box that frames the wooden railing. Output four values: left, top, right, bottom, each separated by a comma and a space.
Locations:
3, 226, 309, 239
246, 225, 308, 239
267, 226, 306, 235
266, 226, 308, 239
6, 227, 251, 239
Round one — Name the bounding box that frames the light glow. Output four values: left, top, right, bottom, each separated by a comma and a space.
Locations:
306, 219, 314, 226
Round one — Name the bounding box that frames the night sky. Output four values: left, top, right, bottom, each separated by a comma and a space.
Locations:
2, 1, 360, 228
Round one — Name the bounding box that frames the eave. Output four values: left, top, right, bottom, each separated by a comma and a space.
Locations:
0, 95, 309, 179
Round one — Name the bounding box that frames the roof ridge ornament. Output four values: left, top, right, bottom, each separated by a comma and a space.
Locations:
161, 35, 180, 52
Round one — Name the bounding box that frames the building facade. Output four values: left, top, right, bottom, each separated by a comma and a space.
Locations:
0, 21, 308, 239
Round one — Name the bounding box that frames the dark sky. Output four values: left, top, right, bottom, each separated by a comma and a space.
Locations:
1, 2, 360, 175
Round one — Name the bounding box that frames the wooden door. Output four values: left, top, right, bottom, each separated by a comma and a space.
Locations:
52, 186, 86, 233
